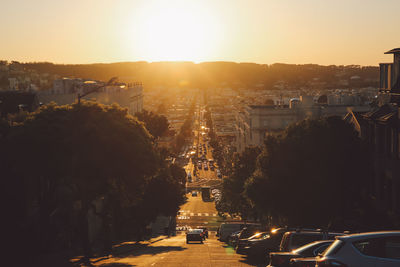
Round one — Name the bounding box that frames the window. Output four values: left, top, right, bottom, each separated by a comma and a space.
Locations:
353, 238, 385, 257
314, 243, 331, 256
291, 234, 323, 248
352, 237, 400, 259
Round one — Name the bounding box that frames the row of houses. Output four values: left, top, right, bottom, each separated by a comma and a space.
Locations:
346, 48, 400, 215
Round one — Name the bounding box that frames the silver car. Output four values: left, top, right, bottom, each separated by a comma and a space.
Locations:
316, 231, 400, 267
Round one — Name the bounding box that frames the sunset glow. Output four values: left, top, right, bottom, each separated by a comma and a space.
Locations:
0, 0, 399, 65
133, 2, 221, 62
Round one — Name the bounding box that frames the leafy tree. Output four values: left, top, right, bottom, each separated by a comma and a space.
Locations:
245, 117, 370, 229
2, 102, 165, 259
135, 109, 169, 139
221, 147, 261, 219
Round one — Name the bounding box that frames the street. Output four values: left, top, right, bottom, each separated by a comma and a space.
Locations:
85, 106, 254, 266
91, 232, 256, 267
91, 193, 255, 267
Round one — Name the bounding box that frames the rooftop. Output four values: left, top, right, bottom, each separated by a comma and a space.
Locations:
384, 48, 400, 54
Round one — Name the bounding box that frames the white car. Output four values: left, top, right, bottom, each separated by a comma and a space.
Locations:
316, 231, 400, 267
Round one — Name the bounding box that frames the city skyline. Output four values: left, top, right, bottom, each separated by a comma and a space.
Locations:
1, 0, 399, 65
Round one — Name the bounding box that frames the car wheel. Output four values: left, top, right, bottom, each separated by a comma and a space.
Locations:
186, 240, 189, 244
201, 240, 203, 244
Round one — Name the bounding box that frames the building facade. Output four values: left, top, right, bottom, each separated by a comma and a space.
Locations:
235, 98, 371, 153
346, 48, 400, 215
38, 79, 143, 116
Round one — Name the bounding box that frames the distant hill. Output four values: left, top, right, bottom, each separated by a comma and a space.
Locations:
20, 61, 379, 90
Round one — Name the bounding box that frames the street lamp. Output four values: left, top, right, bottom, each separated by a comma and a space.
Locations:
77, 77, 119, 104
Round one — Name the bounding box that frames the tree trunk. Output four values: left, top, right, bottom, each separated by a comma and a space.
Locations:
79, 199, 92, 259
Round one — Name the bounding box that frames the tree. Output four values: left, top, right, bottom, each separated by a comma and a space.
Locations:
245, 116, 370, 229
221, 147, 261, 219
2, 102, 164, 260
135, 109, 169, 139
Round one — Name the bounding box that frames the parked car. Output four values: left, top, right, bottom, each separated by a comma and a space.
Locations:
228, 230, 242, 247
236, 232, 269, 254
315, 231, 400, 267
242, 228, 290, 259
268, 240, 333, 267
186, 229, 204, 243
196, 226, 208, 239
218, 222, 246, 242
280, 229, 344, 252
235, 224, 265, 253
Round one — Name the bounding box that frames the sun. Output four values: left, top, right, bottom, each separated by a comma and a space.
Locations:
133, 2, 220, 62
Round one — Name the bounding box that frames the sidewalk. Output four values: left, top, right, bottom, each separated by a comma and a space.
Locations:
37, 235, 169, 267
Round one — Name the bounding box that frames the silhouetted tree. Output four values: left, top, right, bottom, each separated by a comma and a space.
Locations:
135, 109, 169, 139
221, 147, 261, 218
2, 102, 165, 260
245, 117, 370, 228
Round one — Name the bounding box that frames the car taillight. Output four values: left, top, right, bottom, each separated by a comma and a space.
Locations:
316, 258, 347, 267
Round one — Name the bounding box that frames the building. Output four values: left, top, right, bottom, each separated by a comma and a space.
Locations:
129, 82, 143, 115
38, 79, 143, 116
235, 96, 371, 153
346, 48, 400, 215
235, 104, 298, 152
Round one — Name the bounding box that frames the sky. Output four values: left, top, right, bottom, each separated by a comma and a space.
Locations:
0, 0, 399, 66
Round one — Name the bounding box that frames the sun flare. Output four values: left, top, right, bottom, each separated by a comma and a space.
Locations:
134, 2, 220, 62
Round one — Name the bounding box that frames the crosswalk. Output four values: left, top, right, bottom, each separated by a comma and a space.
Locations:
177, 210, 218, 220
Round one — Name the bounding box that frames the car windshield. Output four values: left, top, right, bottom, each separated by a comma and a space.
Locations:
249, 232, 269, 240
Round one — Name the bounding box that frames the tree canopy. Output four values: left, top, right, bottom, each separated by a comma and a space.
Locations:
220, 146, 261, 218
1, 101, 186, 260
135, 109, 169, 139
245, 117, 370, 228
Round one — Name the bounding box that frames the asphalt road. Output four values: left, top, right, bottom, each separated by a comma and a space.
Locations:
93, 233, 256, 267
177, 193, 221, 231
89, 193, 255, 267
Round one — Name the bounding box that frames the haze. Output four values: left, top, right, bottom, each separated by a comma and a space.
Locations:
1, 0, 399, 65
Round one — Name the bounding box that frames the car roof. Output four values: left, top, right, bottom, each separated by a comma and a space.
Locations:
285, 230, 343, 235
337, 231, 400, 241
